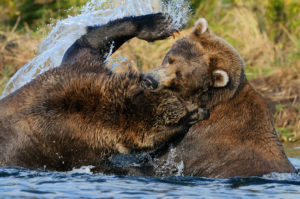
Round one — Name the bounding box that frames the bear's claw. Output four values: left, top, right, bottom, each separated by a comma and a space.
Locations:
137, 13, 177, 42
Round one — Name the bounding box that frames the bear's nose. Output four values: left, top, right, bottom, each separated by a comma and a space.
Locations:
202, 109, 210, 120
142, 75, 158, 90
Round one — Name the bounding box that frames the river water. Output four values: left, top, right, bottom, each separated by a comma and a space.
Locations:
1, 0, 299, 198
0, 154, 299, 198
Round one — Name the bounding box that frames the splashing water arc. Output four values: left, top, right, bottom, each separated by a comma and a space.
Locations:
1, 0, 190, 98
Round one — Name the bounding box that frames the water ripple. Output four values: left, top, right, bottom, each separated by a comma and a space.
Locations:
1, 162, 299, 198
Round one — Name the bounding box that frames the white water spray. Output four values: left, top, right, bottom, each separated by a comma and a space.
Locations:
154, 145, 185, 176
1, 0, 190, 98
68, 165, 96, 174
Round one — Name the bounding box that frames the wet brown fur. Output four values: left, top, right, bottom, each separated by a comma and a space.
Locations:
0, 21, 203, 171
148, 19, 295, 177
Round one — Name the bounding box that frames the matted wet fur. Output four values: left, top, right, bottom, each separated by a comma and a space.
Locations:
0, 14, 209, 171
142, 18, 295, 177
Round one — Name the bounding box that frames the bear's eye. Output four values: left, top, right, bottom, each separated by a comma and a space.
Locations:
175, 71, 182, 80
209, 57, 218, 68
168, 56, 175, 64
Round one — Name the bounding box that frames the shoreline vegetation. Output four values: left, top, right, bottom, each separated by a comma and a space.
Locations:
0, 0, 299, 142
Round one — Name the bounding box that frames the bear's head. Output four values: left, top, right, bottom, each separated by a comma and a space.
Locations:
143, 18, 246, 108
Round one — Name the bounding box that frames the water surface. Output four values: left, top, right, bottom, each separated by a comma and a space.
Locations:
0, 152, 299, 198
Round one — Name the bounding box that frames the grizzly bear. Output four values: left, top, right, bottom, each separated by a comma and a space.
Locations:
0, 14, 209, 172
142, 18, 295, 177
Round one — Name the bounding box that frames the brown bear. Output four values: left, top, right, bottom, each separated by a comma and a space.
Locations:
142, 18, 295, 177
0, 14, 209, 172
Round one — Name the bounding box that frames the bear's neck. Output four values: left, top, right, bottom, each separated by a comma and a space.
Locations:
191, 74, 247, 109
175, 79, 294, 177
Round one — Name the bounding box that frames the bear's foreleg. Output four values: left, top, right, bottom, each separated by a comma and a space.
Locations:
61, 13, 176, 64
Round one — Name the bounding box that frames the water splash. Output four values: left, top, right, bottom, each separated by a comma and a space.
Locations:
154, 145, 185, 176
263, 172, 300, 181
68, 166, 95, 174
1, 0, 190, 98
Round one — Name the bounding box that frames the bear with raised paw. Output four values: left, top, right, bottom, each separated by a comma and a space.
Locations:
0, 14, 209, 172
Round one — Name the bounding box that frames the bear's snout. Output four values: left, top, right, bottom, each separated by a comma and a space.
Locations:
142, 75, 158, 90
144, 66, 176, 90
201, 109, 210, 120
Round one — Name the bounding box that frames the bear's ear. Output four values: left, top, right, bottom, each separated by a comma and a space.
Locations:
213, 69, 229, 88
193, 18, 209, 36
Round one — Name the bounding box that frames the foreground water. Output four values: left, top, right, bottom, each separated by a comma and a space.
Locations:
0, 155, 299, 198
